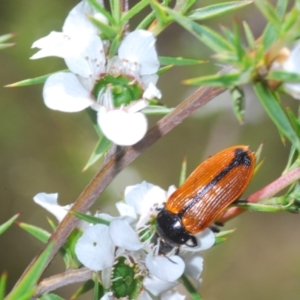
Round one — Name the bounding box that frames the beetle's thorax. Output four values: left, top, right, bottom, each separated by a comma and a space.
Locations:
156, 207, 195, 249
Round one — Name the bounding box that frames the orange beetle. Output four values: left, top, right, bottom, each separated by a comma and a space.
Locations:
156, 145, 255, 250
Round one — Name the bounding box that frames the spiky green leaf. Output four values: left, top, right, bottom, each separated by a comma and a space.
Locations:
0, 214, 19, 235
6, 243, 54, 300
254, 82, 300, 152
188, 1, 252, 20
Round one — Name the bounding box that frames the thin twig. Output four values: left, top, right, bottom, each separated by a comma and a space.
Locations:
8, 67, 231, 296
218, 166, 300, 223
34, 268, 94, 297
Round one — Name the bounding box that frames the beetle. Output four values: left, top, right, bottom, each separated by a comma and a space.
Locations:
156, 145, 255, 252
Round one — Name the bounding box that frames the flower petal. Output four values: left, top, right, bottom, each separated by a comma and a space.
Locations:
143, 275, 179, 297
143, 82, 162, 100
43, 72, 93, 112
31, 31, 72, 59
75, 224, 115, 271
98, 107, 148, 146
125, 181, 167, 215
181, 252, 203, 284
183, 228, 215, 252
161, 290, 186, 300
33, 192, 71, 222
62, 1, 100, 36
145, 254, 185, 282
110, 219, 143, 251
115, 201, 137, 219
118, 30, 159, 75
64, 33, 106, 78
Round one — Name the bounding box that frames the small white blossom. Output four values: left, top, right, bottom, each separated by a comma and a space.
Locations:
33, 192, 89, 230
74, 181, 215, 298
33, 192, 71, 222
31, 1, 160, 146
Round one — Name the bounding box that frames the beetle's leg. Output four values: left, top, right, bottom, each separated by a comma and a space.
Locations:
232, 199, 248, 205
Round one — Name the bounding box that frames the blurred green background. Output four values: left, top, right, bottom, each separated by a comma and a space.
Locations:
1, 0, 300, 299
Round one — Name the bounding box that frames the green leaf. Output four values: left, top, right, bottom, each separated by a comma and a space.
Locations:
259, 0, 287, 50
188, 1, 252, 20
142, 105, 173, 115
230, 86, 245, 124
86, 108, 102, 137
255, 0, 281, 30
83, 136, 112, 171
180, 274, 202, 300
121, 1, 150, 24
0, 33, 15, 43
47, 218, 57, 231
6, 243, 54, 300
215, 229, 236, 245
281, 8, 299, 38
93, 274, 100, 300
110, 0, 121, 23
71, 211, 110, 226
88, 0, 115, 26
174, 0, 196, 13
19, 223, 51, 243
0, 43, 15, 50
243, 21, 255, 49
136, 11, 156, 30
159, 56, 206, 66
184, 72, 243, 87
0, 214, 19, 235
150, 0, 170, 26
108, 32, 122, 57
157, 65, 173, 75
286, 107, 300, 136
267, 70, 300, 82
179, 157, 187, 186
165, 8, 234, 52
237, 200, 291, 212
38, 294, 64, 300
60, 229, 82, 269
254, 82, 300, 152
88, 16, 117, 40
5, 71, 68, 87
0, 273, 7, 300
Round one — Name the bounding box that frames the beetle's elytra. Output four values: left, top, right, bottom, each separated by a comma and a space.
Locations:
156, 145, 255, 250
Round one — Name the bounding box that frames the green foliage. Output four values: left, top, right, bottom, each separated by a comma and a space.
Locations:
214, 229, 236, 245
38, 294, 65, 300
180, 274, 203, 300
71, 211, 110, 226
6, 243, 54, 300
0, 33, 15, 50
0, 273, 7, 300
188, 1, 252, 20
254, 82, 300, 152
18, 223, 51, 243
0, 214, 18, 235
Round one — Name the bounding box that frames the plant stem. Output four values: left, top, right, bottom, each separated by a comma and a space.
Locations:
218, 166, 300, 223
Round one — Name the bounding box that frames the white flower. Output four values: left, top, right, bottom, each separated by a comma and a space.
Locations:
31, 1, 160, 146
74, 181, 215, 298
33, 193, 71, 222
271, 43, 300, 99
75, 219, 143, 271
33, 192, 89, 230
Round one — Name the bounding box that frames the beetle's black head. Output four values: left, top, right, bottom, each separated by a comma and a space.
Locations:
155, 207, 197, 254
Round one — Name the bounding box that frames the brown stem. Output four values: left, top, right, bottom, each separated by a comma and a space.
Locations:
34, 268, 94, 297
218, 166, 300, 223
8, 67, 231, 296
